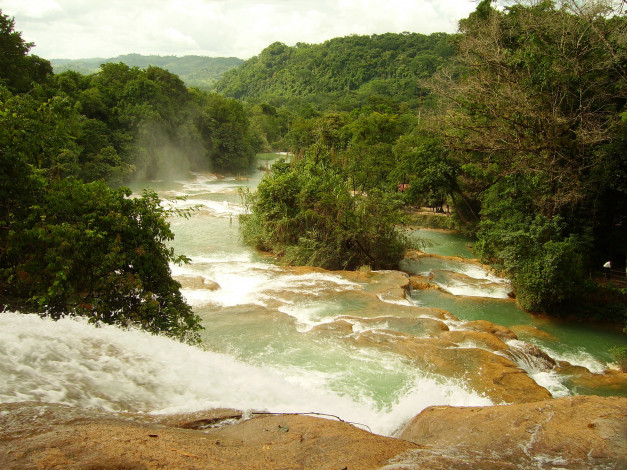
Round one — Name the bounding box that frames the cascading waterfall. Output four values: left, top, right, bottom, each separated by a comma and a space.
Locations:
0, 312, 492, 436
1, 167, 624, 440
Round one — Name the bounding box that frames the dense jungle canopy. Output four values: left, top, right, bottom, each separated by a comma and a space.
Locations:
0, 0, 625, 342
234, 0, 626, 317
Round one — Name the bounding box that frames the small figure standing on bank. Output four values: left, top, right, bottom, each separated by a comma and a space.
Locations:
603, 260, 612, 278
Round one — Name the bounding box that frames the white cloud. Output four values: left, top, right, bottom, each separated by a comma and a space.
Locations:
2, 0, 62, 18
2, 0, 477, 60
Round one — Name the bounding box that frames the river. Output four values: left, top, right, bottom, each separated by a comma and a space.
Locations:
1, 160, 625, 437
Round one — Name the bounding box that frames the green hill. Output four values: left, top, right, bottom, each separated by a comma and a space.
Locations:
51, 54, 244, 89
213, 32, 453, 108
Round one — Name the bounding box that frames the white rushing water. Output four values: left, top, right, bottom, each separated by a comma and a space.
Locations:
3, 168, 622, 440
0, 312, 492, 436
400, 256, 512, 299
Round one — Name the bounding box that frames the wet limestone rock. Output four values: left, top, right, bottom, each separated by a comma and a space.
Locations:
174, 275, 220, 291
510, 324, 559, 341
354, 330, 552, 404
556, 362, 627, 395
439, 330, 510, 353
397, 395, 627, 469
2, 399, 625, 469
308, 319, 355, 336
0, 403, 417, 470
340, 315, 449, 337
409, 275, 441, 291
461, 319, 518, 341
505, 341, 557, 370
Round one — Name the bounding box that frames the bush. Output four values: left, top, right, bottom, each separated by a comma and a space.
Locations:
475, 176, 590, 312
610, 346, 627, 372
513, 233, 588, 311
240, 157, 412, 270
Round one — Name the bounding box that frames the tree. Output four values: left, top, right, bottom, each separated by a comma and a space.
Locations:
0, 18, 203, 342
0, 10, 52, 93
2, 179, 202, 343
433, 0, 625, 214
213, 32, 454, 111
195, 92, 260, 171
430, 0, 627, 311
240, 157, 411, 270
474, 175, 590, 311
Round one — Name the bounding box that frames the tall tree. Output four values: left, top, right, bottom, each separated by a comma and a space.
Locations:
0, 11, 52, 93
430, 0, 626, 311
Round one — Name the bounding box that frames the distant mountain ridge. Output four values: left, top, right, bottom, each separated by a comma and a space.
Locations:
51, 53, 244, 90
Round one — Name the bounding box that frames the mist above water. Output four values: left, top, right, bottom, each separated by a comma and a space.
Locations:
132, 120, 210, 182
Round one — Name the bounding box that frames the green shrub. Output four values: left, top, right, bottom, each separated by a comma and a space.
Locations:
240, 157, 412, 270
610, 346, 627, 372
2, 178, 202, 343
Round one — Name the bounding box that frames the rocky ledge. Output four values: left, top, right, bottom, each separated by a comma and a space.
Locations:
1, 396, 625, 469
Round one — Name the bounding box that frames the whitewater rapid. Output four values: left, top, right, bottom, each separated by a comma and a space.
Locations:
0, 312, 492, 436
2, 169, 623, 440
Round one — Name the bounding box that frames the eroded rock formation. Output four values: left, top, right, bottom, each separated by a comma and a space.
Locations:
1, 397, 625, 469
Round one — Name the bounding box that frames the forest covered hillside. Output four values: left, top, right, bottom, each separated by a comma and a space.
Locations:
236, 0, 626, 321
213, 32, 453, 109
1, 0, 626, 332
52, 54, 243, 89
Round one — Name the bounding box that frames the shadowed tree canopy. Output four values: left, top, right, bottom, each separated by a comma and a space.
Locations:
427, 0, 627, 311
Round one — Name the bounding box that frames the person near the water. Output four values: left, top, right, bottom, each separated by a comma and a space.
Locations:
603, 260, 612, 278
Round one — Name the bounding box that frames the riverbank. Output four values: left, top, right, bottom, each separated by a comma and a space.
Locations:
404, 210, 627, 328
2, 396, 624, 469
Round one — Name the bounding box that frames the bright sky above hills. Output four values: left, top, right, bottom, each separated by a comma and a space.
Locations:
3, 0, 478, 60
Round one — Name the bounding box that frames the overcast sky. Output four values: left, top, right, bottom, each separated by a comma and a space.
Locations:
3, 0, 478, 60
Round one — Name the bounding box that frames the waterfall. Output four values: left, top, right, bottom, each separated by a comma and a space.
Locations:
0, 311, 492, 437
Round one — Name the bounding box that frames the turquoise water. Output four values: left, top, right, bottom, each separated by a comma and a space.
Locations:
96, 157, 627, 407
409, 229, 475, 258
3, 155, 624, 443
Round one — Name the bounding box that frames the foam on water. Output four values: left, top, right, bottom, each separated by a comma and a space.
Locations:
527, 370, 571, 398
376, 293, 415, 306
175, 173, 249, 195
438, 263, 511, 299
532, 344, 607, 375
277, 299, 361, 331
438, 277, 511, 299
0, 312, 492, 436
502, 340, 581, 398
401, 257, 511, 299
173, 255, 361, 308
162, 198, 245, 217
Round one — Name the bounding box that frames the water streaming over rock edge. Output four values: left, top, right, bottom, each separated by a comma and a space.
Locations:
0, 312, 494, 436
2, 167, 625, 439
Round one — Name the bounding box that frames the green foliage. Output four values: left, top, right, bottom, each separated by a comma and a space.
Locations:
35, 60, 260, 179
240, 158, 411, 270
1, 178, 202, 342
609, 346, 627, 372
214, 32, 452, 109
0, 84, 82, 180
0, 12, 52, 93
0, 11, 204, 342
475, 176, 590, 311
195, 92, 259, 171
52, 54, 244, 90
430, 1, 627, 313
